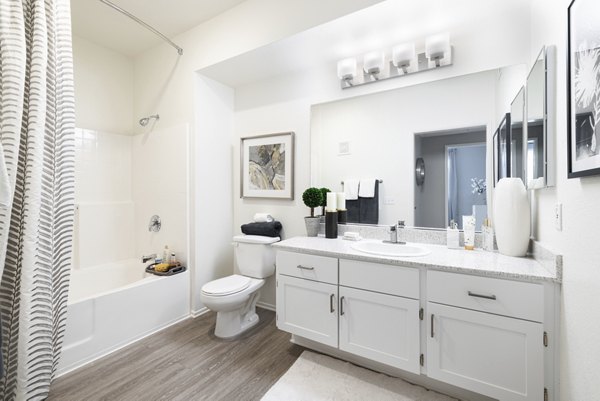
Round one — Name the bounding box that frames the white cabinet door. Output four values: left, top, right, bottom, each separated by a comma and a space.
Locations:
427, 302, 544, 401
339, 286, 420, 373
276, 274, 338, 347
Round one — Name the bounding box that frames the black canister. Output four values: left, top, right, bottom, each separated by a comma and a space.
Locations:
337, 209, 347, 225
325, 211, 338, 239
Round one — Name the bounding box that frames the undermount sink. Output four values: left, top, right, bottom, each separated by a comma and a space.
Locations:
351, 241, 430, 257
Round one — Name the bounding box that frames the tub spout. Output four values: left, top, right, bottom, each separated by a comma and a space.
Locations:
142, 253, 157, 263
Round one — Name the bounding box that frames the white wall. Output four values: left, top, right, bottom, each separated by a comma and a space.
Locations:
73, 36, 134, 134
311, 71, 495, 227
192, 76, 234, 312
73, 128, 134, 269
529, 0, 600, 399
131, 124, 189, 267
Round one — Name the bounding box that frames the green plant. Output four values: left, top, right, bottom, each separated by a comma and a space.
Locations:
320, 187, 331, 215
302, 187, 323, 217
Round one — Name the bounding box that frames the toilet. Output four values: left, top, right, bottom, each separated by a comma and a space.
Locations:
201, 234, 280, 338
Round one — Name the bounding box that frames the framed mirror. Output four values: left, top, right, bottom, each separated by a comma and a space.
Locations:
494, 113, 511, 185
510, 87, 525, 182
525, 45, 556, 188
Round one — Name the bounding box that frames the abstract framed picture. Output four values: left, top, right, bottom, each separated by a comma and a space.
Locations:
240, 132, 294, 199
567, 0, 600, 178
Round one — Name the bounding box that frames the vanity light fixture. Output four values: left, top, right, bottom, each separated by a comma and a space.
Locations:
392, 43, 416, 74
425, 32, 451, 68
337, 33, 453, 89
363, 51, 385, 78
337, 57, 358, 86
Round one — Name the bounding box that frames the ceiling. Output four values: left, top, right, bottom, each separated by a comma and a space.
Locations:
200, 0, 529, 88
71, 0, 247, 56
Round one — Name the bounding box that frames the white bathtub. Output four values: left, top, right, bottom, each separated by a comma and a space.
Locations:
57, 258, 190, 376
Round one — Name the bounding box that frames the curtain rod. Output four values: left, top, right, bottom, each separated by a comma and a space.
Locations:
99, 0, 184, 55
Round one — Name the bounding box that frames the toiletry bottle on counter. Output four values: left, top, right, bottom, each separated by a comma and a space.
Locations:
447, 220, 460, 249
163, 245, 170, 264
482, 219, 495, 251
170, 252, 177, 265
463, 215, 476, 250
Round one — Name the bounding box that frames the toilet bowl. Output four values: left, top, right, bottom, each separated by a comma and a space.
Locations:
200, 235, 279, 338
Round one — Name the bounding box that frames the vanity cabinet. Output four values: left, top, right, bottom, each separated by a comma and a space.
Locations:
275, 248, 556, 401
339, 286, 420, 373
275, 251, 338, 347
276, 252, 420, 371
427, 270, 545, 401
276, 274, 338, 347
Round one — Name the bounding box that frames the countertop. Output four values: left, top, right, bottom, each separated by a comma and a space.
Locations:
273, 236, 560, 283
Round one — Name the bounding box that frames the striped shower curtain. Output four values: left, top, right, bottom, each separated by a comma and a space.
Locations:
0, 0, 75, 399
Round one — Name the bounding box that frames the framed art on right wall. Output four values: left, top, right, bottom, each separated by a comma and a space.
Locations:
568, 0, 600, 178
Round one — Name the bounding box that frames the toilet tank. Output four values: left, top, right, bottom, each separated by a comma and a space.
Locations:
233, 235, 280, 278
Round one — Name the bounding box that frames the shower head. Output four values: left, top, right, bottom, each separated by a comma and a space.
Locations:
139, 114, 159, 126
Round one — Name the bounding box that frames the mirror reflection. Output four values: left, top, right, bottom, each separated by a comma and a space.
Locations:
526, 53, 546, 187
510, 87, 525, 181
311, 67, 523, 230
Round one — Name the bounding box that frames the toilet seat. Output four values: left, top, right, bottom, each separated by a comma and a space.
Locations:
201, 274, 251, 296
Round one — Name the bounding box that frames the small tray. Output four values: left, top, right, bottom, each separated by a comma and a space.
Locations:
146, 262, 187, 276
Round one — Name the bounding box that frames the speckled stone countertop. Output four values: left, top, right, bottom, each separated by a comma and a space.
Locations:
273, 236, 561, 283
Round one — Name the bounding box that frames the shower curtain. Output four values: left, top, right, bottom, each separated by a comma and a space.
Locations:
0, 0, 75, 399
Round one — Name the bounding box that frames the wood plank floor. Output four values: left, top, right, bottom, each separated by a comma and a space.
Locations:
48, 309, 304, 401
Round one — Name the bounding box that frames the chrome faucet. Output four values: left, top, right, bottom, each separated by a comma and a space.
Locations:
385, 220, 406, 244
142, 253, 157, 263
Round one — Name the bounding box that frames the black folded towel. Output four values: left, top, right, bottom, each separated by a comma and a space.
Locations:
241, 221, 282, 237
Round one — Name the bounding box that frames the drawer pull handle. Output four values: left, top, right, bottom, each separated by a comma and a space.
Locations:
297, 265, 315, 270
340, 296, 345, 316
468, 291, 497, 300
330, 294, 335, 313
430, 314, 434, 338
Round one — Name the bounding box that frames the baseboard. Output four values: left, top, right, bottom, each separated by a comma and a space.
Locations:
257, 301, 275, 311
191, 307, 210, 318
56, 313, 190, 378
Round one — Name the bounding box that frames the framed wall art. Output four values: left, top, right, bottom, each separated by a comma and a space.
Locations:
568, 0, 600, 178
240, 132, 294, 199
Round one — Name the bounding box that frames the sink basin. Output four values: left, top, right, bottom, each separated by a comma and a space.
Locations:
351, 241, 430, 257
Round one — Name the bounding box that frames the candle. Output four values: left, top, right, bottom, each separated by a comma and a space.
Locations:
326, 192, 337, 212
336, 192, 346, 210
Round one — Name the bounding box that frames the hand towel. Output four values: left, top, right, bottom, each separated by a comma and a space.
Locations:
241, 221, 283, 237
344, 179, 359, 200
359, 180, 379, 224
0, 143, 12, 208
253, 213, 274, 223
358, 178, 377, 198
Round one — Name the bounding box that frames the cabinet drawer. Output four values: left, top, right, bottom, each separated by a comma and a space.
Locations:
276, 251, 338, 284
339, 259, 419, 299
427, 270, 544, 322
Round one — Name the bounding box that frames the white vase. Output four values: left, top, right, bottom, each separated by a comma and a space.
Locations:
493, 178, 530, 257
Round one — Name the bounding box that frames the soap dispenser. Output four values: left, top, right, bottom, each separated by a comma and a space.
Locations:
447, 220, 460, 249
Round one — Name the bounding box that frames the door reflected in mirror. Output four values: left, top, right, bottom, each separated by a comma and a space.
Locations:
415, 129, 487, 230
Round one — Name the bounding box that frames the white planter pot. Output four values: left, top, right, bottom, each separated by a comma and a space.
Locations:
304, 217, 321, 237
493, 178, 530, 257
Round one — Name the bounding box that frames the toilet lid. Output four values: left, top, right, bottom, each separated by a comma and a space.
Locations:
202, 275, 251, 296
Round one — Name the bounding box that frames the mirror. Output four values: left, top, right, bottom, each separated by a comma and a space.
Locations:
510, 87, 525, 182
495, 113, 511, 184
525, 46, 556, 188
310, 68, 523, 229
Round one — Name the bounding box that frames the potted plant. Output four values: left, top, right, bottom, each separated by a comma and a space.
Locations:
302, 187, 323, 237
319, 187, 331, 216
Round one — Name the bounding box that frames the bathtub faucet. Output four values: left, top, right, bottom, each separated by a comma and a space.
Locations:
142, 253, 157, 263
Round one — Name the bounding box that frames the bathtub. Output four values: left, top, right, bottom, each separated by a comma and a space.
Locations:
57, 258, 190, 376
